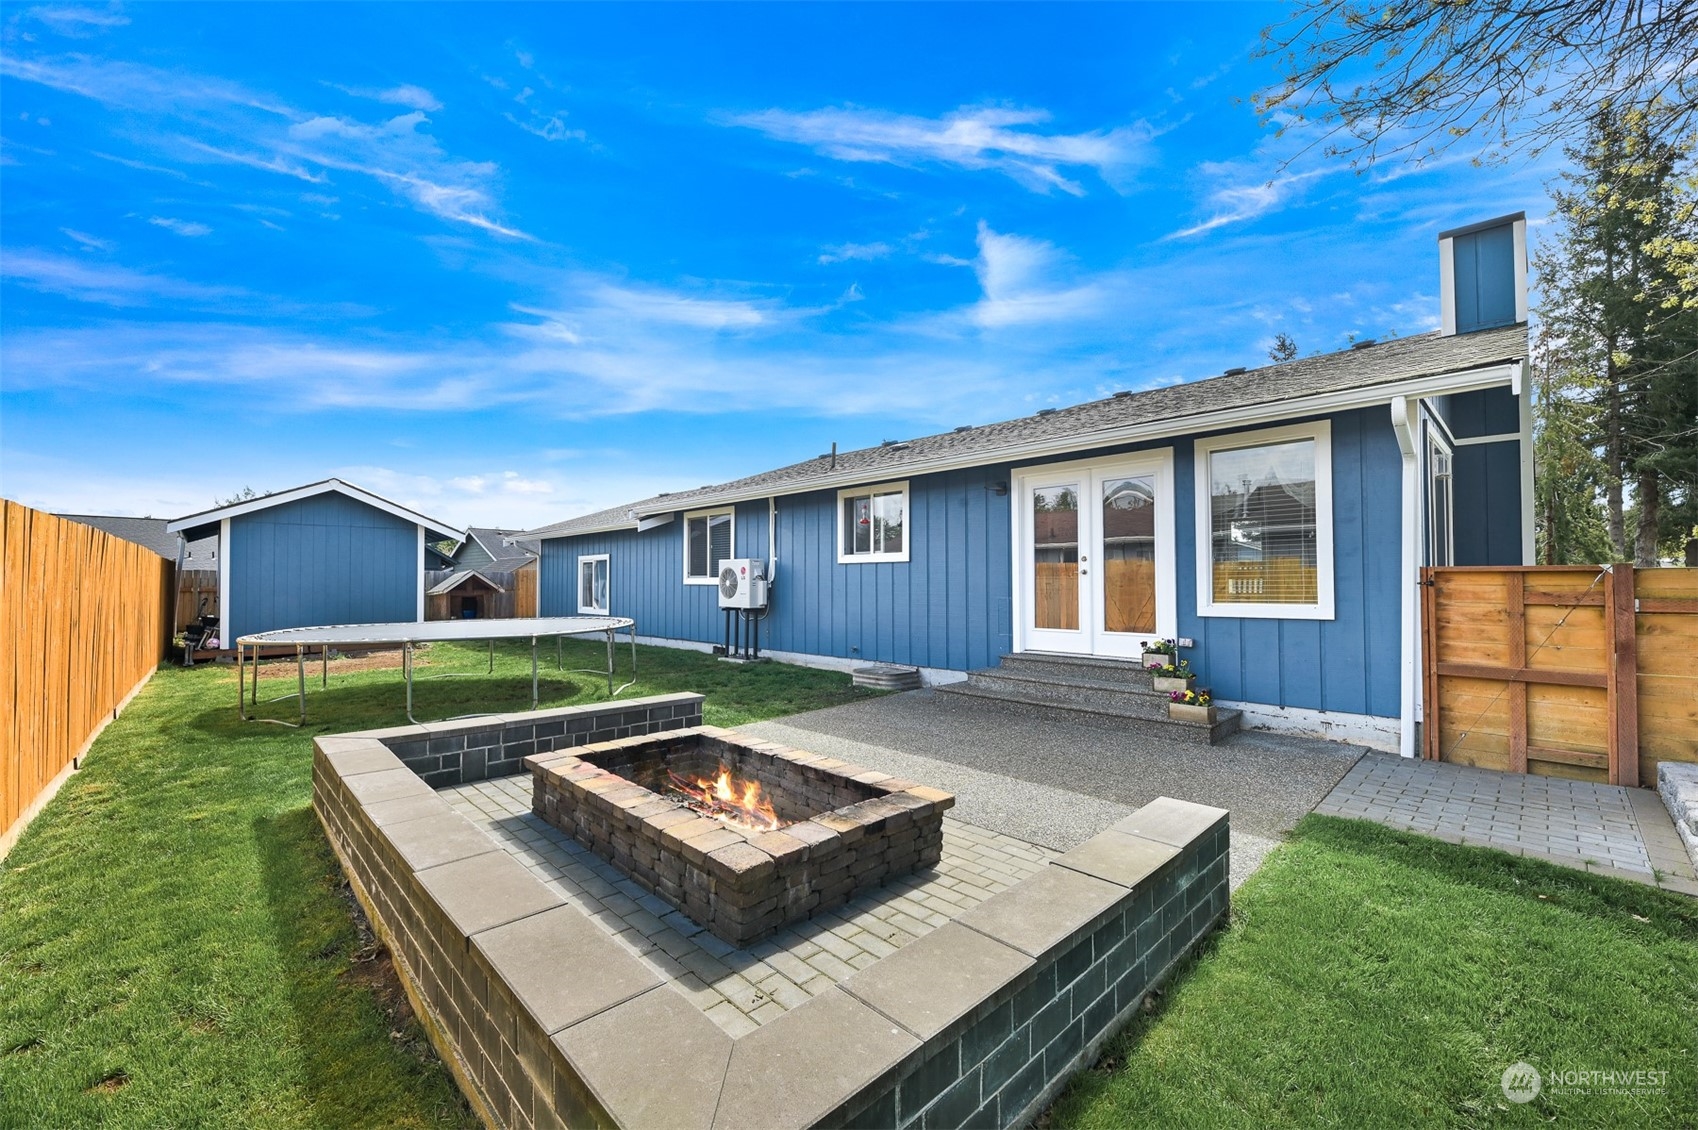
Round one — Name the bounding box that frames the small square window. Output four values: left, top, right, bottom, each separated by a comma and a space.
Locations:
684, 510, 735, 584
837, 482, 910, 563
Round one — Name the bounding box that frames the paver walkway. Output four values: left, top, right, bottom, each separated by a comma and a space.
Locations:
440, 774, 1052, 1036
1317, 754, 1698, 895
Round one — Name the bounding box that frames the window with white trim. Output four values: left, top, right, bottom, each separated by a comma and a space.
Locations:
1194, 422, 1334, 619
684, 509, 734, 584
578, 554, 609, 614
837, 482, 910, 563
1427, 439, 1454, 567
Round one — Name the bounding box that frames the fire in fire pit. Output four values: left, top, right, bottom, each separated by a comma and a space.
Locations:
666, 764, 781, 832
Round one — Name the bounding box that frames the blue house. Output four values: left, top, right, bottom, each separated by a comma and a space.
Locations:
167, 479, 465, 644
526, 215, 1532, 757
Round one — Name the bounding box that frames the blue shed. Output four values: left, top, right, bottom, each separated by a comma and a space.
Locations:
524, 215, 1532, 758
167, 479, 465, 644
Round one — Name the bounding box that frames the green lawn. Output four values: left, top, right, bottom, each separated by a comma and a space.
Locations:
1051, 815, 1698, 1130
0, 641, 880, 1128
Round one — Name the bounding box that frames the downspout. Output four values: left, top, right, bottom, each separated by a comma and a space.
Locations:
1390, 396, 1421, 759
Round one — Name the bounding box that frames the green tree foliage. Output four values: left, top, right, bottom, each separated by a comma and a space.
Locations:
1531, 329, 1615, 564
1268, 332, 1300, 363
1256, 1, 1698, 168
1535, 104, 1698, 565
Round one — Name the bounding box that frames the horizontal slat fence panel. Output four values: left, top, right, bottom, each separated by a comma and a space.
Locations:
1422, 565, 1698, 786
2, 500, 173, 840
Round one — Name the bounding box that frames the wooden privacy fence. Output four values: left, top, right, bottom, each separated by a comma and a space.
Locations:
1422, 565, 1698, 786
2, 501, 174, 840
177, 568, 218, 630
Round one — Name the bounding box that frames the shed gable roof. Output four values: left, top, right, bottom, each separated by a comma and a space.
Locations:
526, 323, 1528, 540
167, 478, 467, 543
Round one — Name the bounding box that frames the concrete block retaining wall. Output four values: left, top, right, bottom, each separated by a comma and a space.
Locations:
313, 698, 1230, 1130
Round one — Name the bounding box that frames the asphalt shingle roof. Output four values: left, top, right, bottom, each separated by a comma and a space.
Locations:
462, 527, 539, 569
57, 514, 220, 566
525, 323, 1528, 540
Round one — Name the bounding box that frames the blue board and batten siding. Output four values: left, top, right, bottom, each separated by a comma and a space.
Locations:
228, 493, 419, 640
1431, 387, 1525, 566
1451, 225, 1518, 334
542, 405, 1406, 720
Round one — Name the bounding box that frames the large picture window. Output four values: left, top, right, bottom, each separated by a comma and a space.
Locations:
837, 482, 909, 563
684, 509, 734, 584
578, 554, 609, 614
1194, 422, 1334, 619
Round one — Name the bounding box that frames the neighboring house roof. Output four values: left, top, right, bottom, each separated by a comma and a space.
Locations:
457, 526, 540, 570
426, 570, 506, 596
57, 513, 220, 567
526, 323, 1529, 540
166, 478, 467, 543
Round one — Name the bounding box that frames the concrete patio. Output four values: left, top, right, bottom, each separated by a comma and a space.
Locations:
1316, 753, 1698, 895
744, 689, 1698, 897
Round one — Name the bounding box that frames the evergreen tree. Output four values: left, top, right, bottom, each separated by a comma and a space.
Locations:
1534, 103, 1698, 565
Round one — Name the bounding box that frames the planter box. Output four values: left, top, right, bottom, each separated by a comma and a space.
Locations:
1169, 702, 1218, 724
1153, 675, 1195, 693
1141, 651, 1173, 669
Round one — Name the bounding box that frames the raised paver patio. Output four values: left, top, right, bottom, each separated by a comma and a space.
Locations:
442, 773, 1054, 1035
1317, 753, 1698, 895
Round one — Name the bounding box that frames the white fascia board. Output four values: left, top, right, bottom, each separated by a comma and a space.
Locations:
168, 477, 468, 542
1439, 237, 1457, 336
630, 361, 1524, 519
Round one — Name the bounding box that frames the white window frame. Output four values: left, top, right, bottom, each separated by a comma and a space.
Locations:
1194, 420, 1335, 620
577, 553, 610, 614
682, 508, 735, 585
836, 481, 911, 564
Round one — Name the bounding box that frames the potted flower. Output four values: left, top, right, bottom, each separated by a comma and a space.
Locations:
1141, 638, 1177, 669
1150, 658, 1195, 693
1168, 687, 1215, 724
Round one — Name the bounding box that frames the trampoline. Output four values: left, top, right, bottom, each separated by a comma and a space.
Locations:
234, 615, 637, 727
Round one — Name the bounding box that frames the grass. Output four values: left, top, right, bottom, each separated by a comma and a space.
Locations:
1051, 815, 1698, 1130
0, 640, 881, 1128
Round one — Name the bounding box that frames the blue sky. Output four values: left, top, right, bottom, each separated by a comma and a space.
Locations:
0, 2, 1555, 530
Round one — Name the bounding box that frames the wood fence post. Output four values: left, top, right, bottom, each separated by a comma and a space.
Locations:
1605, 564, 1639, 787
1506, 572, 1528, 774
1420, 567, 1439, 760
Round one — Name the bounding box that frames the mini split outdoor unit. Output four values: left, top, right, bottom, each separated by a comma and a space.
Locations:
718, 558, 768, 610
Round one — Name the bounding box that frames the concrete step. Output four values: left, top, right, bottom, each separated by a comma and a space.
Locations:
934, 680, 1240, 744
962, 669, 1173, 710
993, 652, 1169, 685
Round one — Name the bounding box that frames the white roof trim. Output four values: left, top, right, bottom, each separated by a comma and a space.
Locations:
167, 478, 467, 540
534, 361, 1521, 541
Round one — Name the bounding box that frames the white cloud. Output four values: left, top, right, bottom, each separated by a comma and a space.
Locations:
1, 250, 238, 304
727, 104, 1153, 195
2, 54, 527, 238
148, 216, 212, 237
22, 5, 129, 36
965, 223, 1109, 327
818, 241, 891, 265
505, 110, 585, 143
333, 82, 442, 112
1167, 167, 1328, 239
60, 227, 112, 250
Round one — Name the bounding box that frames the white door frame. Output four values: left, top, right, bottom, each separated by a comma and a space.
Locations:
1012, 448, 1176, 657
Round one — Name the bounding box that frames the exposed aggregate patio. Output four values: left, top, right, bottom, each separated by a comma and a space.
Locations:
443, 773, 1054, 1036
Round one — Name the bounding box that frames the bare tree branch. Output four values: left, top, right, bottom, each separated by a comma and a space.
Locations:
1256, 1, 1698, 168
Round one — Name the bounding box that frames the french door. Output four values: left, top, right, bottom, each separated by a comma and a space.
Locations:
1015, 451, 1175, 658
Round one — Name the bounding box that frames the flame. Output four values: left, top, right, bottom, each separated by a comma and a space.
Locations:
667, 763, 780, 832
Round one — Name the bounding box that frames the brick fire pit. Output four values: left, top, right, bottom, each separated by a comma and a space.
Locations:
527, 726, 954, 946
